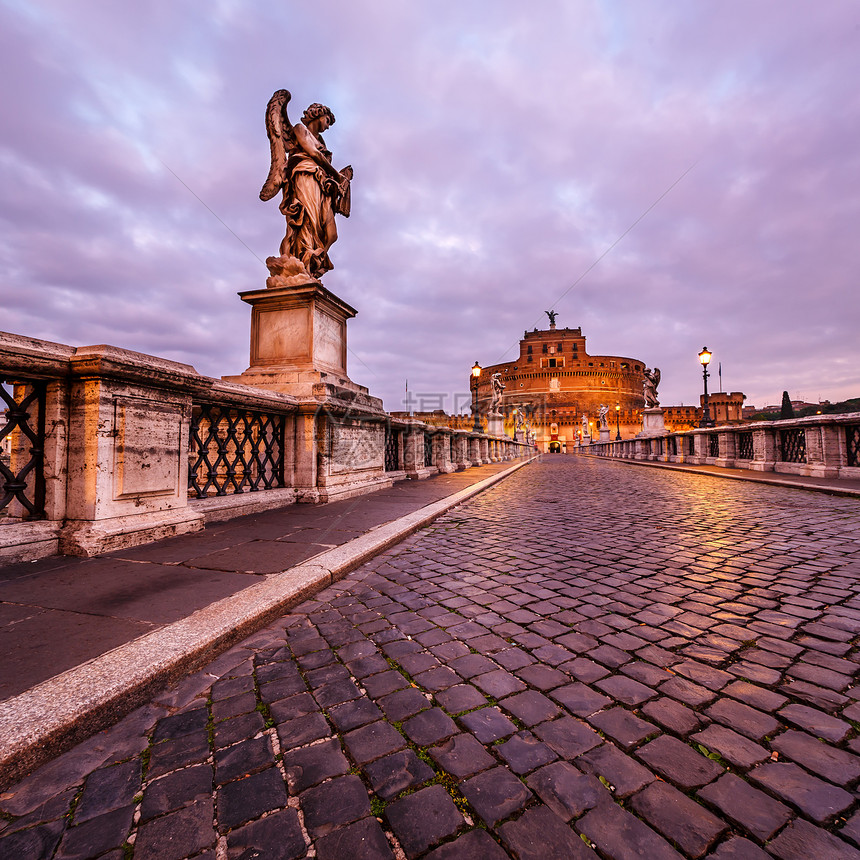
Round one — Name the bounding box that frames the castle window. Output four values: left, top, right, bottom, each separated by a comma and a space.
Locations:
527, 345, 532, 354
542, 343, 548, 353
548, 358, 556, 368
527, 355, 532, 363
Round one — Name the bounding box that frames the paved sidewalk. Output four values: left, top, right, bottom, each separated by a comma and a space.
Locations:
0, 461, 527, 704
2, 454, 859, 859
578, 452, 860, 498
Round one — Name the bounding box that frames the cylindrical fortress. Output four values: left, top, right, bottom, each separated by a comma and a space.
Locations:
473, 322, 648, 450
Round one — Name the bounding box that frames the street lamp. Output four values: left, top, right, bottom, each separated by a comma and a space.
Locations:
471, 361, 482, 432
698, 347, 714, 427
615, 404, 621, 440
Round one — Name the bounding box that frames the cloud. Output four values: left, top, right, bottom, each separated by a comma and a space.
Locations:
1, 0, 858, 414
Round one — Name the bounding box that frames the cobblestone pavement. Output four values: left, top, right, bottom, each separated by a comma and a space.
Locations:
2, 455, 860, 859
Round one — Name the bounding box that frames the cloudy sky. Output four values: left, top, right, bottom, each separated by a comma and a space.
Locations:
2, 1, 859, 414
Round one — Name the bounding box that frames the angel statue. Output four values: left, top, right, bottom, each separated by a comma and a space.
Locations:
643, 367, 661, 408
598, 404, 610, 428
545, 310, 558, 326
260, 89, 353, 284
490, 372, 506, 411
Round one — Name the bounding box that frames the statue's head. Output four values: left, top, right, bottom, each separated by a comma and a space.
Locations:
303, 103, 336, 127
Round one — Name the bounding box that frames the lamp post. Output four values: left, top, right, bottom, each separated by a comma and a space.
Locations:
471, 361, 482, 432
698, 347, 714, 427
615, 404, 621, 440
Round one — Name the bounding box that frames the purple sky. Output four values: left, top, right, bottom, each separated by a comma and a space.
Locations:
2, 1, 859, 414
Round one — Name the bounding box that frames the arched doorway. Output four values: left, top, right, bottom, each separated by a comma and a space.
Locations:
548, 441, 561, 453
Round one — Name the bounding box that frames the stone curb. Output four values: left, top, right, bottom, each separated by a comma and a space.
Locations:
0, 456, 537, 789
579, 453, 860, 498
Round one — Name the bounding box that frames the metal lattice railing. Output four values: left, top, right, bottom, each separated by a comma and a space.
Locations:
848, 425, 860, 467
709, 434, 720, 458
188, 403, 286, 498
424, 433, 434, 467
0, 379, 47, 520
738, 431, 754, 460
384, 428, 400, 472
779, 428, 807, 464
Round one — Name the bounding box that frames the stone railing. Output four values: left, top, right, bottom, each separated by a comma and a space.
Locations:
579, 413, 860, 481
1, 332, 533, 562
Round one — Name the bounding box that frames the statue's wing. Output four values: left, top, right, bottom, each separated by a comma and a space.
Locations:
260, 89, 295, 202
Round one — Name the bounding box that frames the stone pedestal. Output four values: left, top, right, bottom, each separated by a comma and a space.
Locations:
487, 412, 504, 436
223, 270, 391, 504
223, 275, 361, 399
637, 407, 667, 438
599, 427, 611, 442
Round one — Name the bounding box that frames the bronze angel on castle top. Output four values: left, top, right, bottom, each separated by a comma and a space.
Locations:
260, 89, 353, 282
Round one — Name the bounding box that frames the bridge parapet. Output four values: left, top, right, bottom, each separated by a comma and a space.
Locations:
580, 415, 860, 481
1, 332, 533, 563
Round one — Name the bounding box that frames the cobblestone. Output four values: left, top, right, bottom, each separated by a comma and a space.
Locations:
3, 456, 860, 858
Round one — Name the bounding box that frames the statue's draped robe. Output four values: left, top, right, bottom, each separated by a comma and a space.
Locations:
280, 153, 339, 278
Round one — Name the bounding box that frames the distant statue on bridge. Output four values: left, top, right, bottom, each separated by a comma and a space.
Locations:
643, 367, 661, 408
545, 310, 558, 327
260, 89, 353, 283
581, 413, 589, 438
490, 373, 505, 411
598, 404, 610, 428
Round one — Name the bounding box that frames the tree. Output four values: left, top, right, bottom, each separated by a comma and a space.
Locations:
780, 391, 795, 420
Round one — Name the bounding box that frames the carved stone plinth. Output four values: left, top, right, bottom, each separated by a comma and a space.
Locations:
599, 428, 611, 442
224, 273, 391, 504
637, 407, 667, 438
223, 275, 362, 399
487, 412, 504, 437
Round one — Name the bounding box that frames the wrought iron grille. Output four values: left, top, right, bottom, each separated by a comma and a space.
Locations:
848, 425, 860, 467
779, 428, 806, 463
738, 431, 754, 460
687, 435, 695, 456
0, 378, 47, 519
188, 403, 286, 498
668, 436, 677, 456
424, 433, 434, 467
384, 428, 400, 472
708, 434, 719, 458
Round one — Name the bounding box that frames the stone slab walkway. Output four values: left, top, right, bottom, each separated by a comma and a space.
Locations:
0, 462, 526, 703
581, 453, 860, 499
1, 454, 859, 859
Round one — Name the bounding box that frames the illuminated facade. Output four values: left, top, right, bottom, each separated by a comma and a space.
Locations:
474, 320, 648, 452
